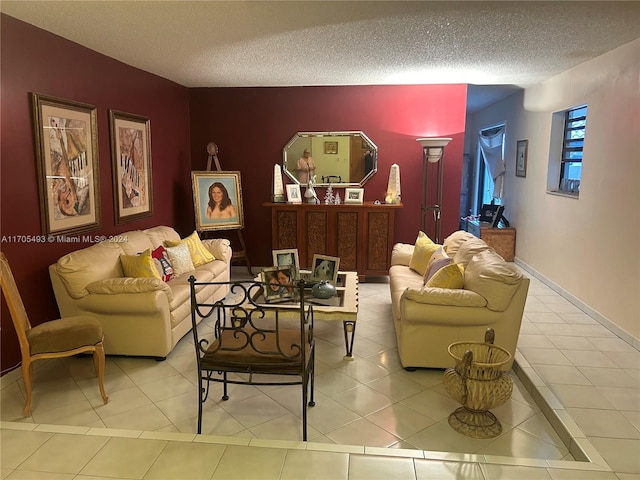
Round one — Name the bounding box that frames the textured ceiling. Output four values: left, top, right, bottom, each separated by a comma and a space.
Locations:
3, 1, 639, 110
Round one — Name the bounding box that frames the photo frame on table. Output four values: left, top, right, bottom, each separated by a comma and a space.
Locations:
516, 139, 528, 178
286, 183, 302, 203
272, 248, 300, 271
345, 187, 364, 204
30, 92, 101, 236
109, 110, 153, 224
192, 171, 244, 231
311, 254, 340, 285
260, 265, 296, 303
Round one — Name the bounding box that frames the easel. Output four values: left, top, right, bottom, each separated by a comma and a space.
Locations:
202, 142, 252, 275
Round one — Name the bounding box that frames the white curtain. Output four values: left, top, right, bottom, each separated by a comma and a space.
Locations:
478, 127, 505, 199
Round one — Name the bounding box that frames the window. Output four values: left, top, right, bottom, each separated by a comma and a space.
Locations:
559, 105, 587, 194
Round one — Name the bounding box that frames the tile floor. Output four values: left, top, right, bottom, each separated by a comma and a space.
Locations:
1, 266, 638, 479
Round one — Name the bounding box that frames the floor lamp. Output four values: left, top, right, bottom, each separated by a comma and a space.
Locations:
417, 137, 452, 243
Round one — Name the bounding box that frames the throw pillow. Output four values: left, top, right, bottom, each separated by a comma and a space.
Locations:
409, 231, 440, 276
165, 231, 215, 267
165, 243, 195, 276
120, 249, 161, 280
151, 246, 175, 282
425, 263, 465, 289
424, 256, 453, 284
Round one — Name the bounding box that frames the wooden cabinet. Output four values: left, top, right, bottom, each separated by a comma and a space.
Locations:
466, 220, 516, 262
266, 202, 402, 278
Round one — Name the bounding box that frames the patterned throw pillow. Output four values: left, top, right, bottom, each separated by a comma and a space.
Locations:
120, 249, 161, 279
165, 231, 214, 267
409, 231, 440, 276
424, 255, 453, 284
151, 246, 175, 282
425, 263, 465, 289
165, 243, 195, 276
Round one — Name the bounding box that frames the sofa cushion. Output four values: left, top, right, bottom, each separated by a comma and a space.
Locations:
86, 277, 173, 303
165, 243, 195, 276
464, 249, 523, 312
402, 286, 487, 307
56, 242, 124, 299
116, 230, 153, 256
391, 243, 414, 267
143, 226, 181, 249
120, 249, 161, 279
409, 232, 440, 276
166, 231, 215, 267
443, 231, 477, 257
453, 237, 494, 266
151, 246, 175, 282
424, 254, 452, 284
425, 263, 464, 289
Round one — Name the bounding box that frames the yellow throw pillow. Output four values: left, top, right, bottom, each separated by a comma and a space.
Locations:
409, 231, 440, 276
166, 231, 214, 267
165, 243, 195, 276
120, 249, 161, 279
425, 263, 465, 289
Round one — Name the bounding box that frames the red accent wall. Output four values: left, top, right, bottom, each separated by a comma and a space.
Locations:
189, 85, 467, 265
0, 15, 191, 372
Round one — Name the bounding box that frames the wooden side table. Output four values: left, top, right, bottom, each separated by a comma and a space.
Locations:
466, 220, 516, 262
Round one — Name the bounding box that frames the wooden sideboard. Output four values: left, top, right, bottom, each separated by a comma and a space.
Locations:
465, 220, 516, 262
265, 202, 402, 278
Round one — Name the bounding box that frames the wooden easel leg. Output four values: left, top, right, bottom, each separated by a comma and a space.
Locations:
232, 230, 252, 276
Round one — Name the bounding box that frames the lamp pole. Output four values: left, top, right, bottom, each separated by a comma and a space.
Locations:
417, 138, 452, 243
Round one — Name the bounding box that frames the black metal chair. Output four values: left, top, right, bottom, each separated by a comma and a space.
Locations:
188, 278, 315, 440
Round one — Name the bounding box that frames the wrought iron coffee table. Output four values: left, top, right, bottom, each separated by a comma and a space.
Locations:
251, 271, 359, 360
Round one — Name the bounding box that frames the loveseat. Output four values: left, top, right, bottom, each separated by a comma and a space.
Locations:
389, 231, 529, 370
49, 226, 232, 358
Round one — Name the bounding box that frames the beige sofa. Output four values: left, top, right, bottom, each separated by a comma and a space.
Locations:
49, 226, 232, 359
389, 231, 529, 370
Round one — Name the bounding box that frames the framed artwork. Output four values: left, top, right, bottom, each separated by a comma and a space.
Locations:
345, 187, 364, 204
192, 171, 244, 231
109, 110, 153, 224
272, 248, 300, 270
311, 254, 340, 284
30, 92, 101, 236
324, 141, 338, 154
516, 139, 528, 178
261, 265, 296, 303
286, 183, 302, 203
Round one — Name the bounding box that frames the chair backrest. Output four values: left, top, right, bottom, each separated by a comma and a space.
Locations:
189, 278, 313, 370
0, 252, 33, 355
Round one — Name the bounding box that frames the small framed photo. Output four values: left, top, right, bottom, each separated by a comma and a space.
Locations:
261, 265, 296, 302
109, 110, 153, 224
192, 171, 244, 231
272, 249, 300, 270
345, 188, 364, 204
286, 183, 302, 203
311, 254, 340, 285
516, 139, 528, 178
324, 141, 338, 154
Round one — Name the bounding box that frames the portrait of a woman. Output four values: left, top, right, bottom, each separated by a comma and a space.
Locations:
206, 182, 237, 220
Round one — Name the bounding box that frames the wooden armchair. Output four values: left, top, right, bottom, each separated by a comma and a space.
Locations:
0, 252, 108, 416
189, 277, 315, 440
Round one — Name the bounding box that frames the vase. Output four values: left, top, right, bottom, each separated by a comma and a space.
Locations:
311, 280, 336, 299
443, 328, 513, 438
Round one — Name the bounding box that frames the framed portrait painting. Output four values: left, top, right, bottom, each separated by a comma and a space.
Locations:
109, 110, 153, 224
516, 139, 528, 178
31, 93, 101, 236
192, 171, 244, 231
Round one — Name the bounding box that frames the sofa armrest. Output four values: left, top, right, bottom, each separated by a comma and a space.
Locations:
201, 238, 232, 263
86, 277, 173, 303
402, 287, 487, 307
391, 243, 414, 267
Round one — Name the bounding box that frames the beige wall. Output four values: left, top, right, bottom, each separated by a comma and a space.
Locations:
466, 39, 640, 344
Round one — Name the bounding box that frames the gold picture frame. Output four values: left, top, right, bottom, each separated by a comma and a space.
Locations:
30, 93, 101, 236
109, 110, 153, 224
192, 171, 244, 231
324, 141, 338, 154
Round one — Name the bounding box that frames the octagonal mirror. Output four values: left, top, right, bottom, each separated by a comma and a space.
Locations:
283, 131, 377, 187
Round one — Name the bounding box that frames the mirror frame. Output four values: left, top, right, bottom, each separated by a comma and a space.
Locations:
282, 131, 377, 187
